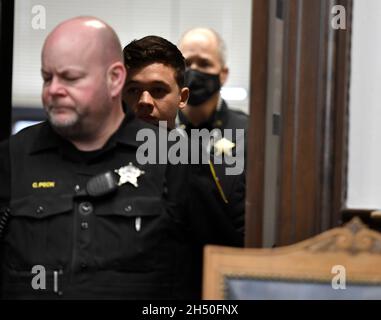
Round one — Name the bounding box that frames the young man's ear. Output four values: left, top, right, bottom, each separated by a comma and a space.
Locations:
220, 66, 229, 86
107, 62, 127, 98
178, 87, 189, 110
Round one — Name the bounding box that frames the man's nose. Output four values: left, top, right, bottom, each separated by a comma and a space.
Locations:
47, 77, 66, 96
138, 91, 154, 107
136, 91, 154, 115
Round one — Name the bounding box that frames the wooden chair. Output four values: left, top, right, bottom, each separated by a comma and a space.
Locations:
203, 217, 381, 299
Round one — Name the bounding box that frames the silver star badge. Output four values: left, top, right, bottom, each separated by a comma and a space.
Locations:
114, 163, 145, 188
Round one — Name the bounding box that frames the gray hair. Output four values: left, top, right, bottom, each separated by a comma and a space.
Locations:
179, 27, 227, 66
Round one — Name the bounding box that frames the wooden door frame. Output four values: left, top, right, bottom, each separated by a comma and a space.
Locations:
245, 0, 270, 247
245, 0, 353, 247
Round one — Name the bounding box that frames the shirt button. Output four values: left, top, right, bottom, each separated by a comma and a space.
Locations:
36, 206, 44, 214
81, 221, 89, 230
124, 205, 132, 213
79, 202, 93, 215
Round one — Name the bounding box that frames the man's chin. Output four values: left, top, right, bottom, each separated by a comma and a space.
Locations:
48, 114, 82, 138
138, 115, 159, 126
48, 113, 78, 128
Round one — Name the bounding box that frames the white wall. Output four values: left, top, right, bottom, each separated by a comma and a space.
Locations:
347, 0, 381, 208
12, 0, 252, 113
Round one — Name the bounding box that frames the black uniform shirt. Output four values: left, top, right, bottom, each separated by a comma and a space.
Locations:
178, 99, 248, 243
0, 110, 190, 299
178, 99, 248, 298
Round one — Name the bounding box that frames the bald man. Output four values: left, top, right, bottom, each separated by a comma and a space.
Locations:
178, 29, 247, 231
178, 28, 247, 207
178, 27, 248, 131
41, 17, 126, 150
0, 17, 190, 299
177, 28, 247, 297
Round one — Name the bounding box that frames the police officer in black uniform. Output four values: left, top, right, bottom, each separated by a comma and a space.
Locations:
178, 26, 247, 201
178, 27, 247, 244
123, 34, 246, 299
0, 17, 191, 299
178, 28, 248, 297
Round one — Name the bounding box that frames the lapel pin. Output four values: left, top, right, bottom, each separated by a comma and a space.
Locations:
213, 137, 236, 157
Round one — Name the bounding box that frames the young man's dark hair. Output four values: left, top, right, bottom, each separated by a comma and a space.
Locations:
123, 35, 186, 88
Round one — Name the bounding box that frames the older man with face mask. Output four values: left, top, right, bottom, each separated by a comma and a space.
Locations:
0, 17, 190, 299
178, 28, 248, 132
177, 27, 247, 208
178, 28, 247, 238
177, 28, 248, 297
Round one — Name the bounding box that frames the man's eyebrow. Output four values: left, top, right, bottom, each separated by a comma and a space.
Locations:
126, 80, 171, 87
41, 67, 85, 74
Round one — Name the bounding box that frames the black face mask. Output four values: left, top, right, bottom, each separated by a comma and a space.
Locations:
185, 69, 221, 106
